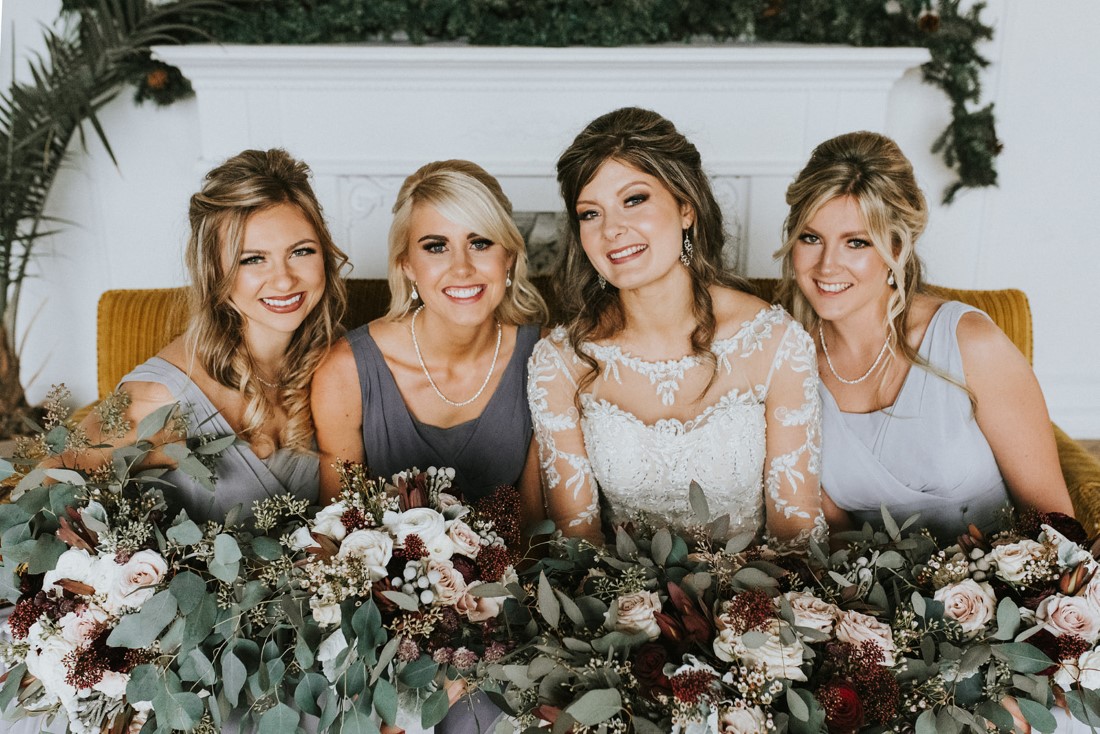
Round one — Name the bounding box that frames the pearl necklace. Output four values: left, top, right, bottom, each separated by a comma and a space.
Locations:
411, 305, 502, 407
818, 323, 890, 385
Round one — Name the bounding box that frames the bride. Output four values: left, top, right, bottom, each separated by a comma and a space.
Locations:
528, 107, 825, 546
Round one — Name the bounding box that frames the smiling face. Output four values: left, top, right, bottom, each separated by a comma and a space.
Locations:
791, 195, 893, 326
401, 203, 514, 328
574, 158, 694, 292
223, 202, 326, 347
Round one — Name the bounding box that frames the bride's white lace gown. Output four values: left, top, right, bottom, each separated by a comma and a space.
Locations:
528, 305, 826, 544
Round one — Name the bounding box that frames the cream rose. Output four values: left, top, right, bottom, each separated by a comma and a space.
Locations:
24, 621, 78, 707
384, 507, 447, 546
456, 581, 506, 622
721, 619, 807, 681
1037, 595, 1100, 642
313, 502, 349, 541
835, 610, 896, 666
41, 548, 96, 594
934, 579, 996, 637
988, 539, 1045, 583
289, 526, 318, 550
446, 519, 482, 559
92, 670, 130, 699
1042, 524, 1094, 567
337, 529, 393, 581
718, 705, 768, 734
58, 604, 110, 648
604, 591, 662, 641
437, 493, 462, 512
108, 550, 168, 610
784, 590, 840, 635
427, 559, 468, 606
425, 533, 456, 561
310, 599, 342, 627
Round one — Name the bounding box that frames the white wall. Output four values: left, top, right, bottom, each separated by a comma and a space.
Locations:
4, 0, 1099, 436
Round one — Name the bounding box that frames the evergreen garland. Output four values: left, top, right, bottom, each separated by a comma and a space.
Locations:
109, 0, 1003, 202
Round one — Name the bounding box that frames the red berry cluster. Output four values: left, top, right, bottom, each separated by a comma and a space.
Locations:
669, 668, 716, 705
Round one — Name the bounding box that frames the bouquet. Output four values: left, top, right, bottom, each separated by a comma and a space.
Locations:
291, 462, 522, 730
0, 387, 311, 734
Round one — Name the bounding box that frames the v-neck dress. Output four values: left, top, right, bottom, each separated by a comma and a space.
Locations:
347, 322, 540, 502
819, 301, 1011, 542
119, 357, 319, 523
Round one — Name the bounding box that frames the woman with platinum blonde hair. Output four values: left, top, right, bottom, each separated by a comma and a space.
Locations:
312, 159, 547, 505
529, 107, 825, 548
775, 130, 1073, 543
72, 147, 348, 523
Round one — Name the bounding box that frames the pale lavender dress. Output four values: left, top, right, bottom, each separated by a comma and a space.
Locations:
820, 301, 1011, 543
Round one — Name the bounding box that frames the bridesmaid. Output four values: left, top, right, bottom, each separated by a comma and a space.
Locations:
73, 148, 348, 521
775, 131, 1073, 543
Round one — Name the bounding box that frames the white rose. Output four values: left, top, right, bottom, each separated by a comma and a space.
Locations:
310, 599, 342, 627
446, 520, 481, 559
92, 670, 130, 699
427, 559, 468, 606
1075, 649, 1100, 689
437, 493, 462, 512
1037, 595, 1100, 642
718, 705, 768, 734
720, 619, 807, 681
108, 550, 168, 610
290, 526, 318, 550
835, 610, 897, 666
313, 502, 349, 541
783, 590, 840, 635
604, 591, 662, 641
42, 548, 97, 594
58, 604, 111, 647
384, 507, 447, 547
934, 579, 996, 637
456, 582, 505, 622
337, 530, 393, 581
24, 622, 78, 705
425, 533, 456, 561
988, 539, 1045, 583
317, 629, 351, 681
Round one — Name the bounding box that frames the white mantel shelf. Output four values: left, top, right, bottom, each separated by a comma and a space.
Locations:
153, 43, 928, 277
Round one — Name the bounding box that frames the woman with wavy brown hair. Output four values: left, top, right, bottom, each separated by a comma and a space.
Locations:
529, 107, 825, 547
74, 147, 348, 522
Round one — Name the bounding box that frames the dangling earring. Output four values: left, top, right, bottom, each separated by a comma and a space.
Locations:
505, 272, 513, 288
680, 232, 694, 267
410, 282, 419, 301
597, 274, 607, 290
887, 272, 896, 287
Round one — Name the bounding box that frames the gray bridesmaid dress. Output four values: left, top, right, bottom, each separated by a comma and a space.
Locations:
820, 301, 1011, 543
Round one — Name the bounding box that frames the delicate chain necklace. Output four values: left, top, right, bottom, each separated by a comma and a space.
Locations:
818, 323, 890, 385
411, 305, 502, 407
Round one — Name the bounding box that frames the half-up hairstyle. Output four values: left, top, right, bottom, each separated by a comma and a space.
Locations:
185, 148, 349, 451
555, 106, 751, 397
774, 132, 959, 397
385, 159, 547, 325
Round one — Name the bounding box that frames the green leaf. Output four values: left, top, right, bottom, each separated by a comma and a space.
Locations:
43, 468, 85, 486
179, 649, 216, 685
687, 480, 709, 522
958, 644, 991, 678
975, 700, 1014, 731
251, 535, 283, 560
381, 590, 420, 612
152, 690, 204, 730
538, 571, 560, 628
0, 458, 13, 482
208, 557, 240, 584
259, 703, 299, 734
295, 672, 328, 717
398, 656, 438, 689
125, 664, 163, 703
915, 709, 938, 734
421, 688, 450, 728
214, 533, 242, 563
994, 597, 1021, 640
651, 527, 672, 566
166, 519, 203, 546
0, 663, 26, 710
565, 688, 621, 726
1015, 697, 1057, 733
614, 526, 637, 558
193, 434, 237, 455
880, 504, 901, 539
555, 589, 585, 627
991, 642, 1055, 673
137, 403, 177, 440
468, 582, 509, 597
22, 536, 68, 574
732, 567, 779, 589
169, 571, 206, 615
911, 591, 927, 617
786, 685, 810, 721
370, 637, 400, 685
106, 591, 178, 648
334, 701, 380, 734
373, 677, 398, 726
222, 651, 247, 707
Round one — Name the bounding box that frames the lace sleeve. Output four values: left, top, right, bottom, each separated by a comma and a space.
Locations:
762, 317, 827, 546
527, 331, 603, 544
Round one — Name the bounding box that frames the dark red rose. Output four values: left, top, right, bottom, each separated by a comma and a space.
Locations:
633, 643, 671, 695
1043, 512, 1088, 545
1026, 629, 1060, 676
818, 680, 863, 734
451, 556, 476, 584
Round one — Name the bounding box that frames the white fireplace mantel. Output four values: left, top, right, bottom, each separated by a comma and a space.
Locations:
153, 44, 928, 276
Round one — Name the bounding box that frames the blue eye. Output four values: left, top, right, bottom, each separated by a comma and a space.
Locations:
422, 241, 446, 253
797, 233, 820, 245
240, 254, 264, 265
292, 246, 318, 257
577, 209, 598, 221
625, 193, 647, 206
470, 238, 494, 251
848, 239, 872, 249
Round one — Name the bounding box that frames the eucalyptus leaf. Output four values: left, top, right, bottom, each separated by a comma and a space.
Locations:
371, 677, 398, 725
370, 637, 400, 685
915, 709, 938, 734
991, 642, 1054, 673
169, 571, 206, 614
398, 656, 438, 689
421, 688, 451, 728
786, 686, 809, 721
911, 591, 927, 617
153, 690, 204, 730
0, 458, 13, 482
468, 582, 510, 597
687, 481, 709, 523
724, 530, 756, 555
555, 589, 585, 627
259, 702, 299, 734
251, 535, 284, 560
106, 591, 177, 648
43, 467, 86, 486
194, 433, 238, 455
994, 597, 1021, 640
0, 663, 26, 710
137, 403, 178, 441
879, 504, 902, 539
334, 700, 381, 734
222, 651, 247, 707
381, 590, 420, 612
166, 519, 203, 546
1015, 697, 1057, 732
538, 571, 561, 628
975, 700, 1015, 731
651, 527, 672, 566
294, 673, 328, 716
565, 688, 622, 725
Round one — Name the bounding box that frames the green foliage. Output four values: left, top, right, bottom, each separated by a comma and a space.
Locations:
184, 0, 1000, 202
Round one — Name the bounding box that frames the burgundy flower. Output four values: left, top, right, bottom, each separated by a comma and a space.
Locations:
1044, 512, 1088, 545
667, 582, 713, 643
633, 643, 671, 695
818, 680, 863, 734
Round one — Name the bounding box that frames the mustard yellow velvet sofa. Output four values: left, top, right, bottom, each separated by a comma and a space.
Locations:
90, 278, 1100, 532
